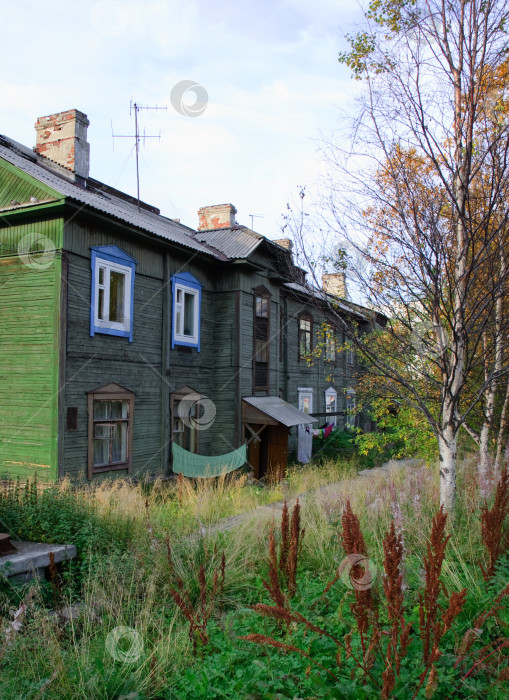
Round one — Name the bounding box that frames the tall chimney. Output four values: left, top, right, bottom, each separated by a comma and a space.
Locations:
322, 272, 348, 299
198, 204, 237, 230
34, 109, 90, 179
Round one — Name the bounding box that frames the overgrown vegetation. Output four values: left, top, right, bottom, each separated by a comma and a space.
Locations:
0, 454, 508, 698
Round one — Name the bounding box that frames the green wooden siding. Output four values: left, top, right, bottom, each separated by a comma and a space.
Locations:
0, 219, 63, 480
0, 157, 61, 211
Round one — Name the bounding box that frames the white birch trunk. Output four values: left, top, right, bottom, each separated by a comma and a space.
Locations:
479, 422, 492, 498
495, 379, 509, 470
438, 429, 457, 512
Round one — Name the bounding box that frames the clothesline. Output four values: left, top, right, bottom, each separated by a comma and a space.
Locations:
310, 424, 334, 439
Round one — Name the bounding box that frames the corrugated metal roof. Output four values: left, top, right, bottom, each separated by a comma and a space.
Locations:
243, 396, 317, 426
282, 282, 369, 320
194, 226, 263, 259
0, 137, 216, 257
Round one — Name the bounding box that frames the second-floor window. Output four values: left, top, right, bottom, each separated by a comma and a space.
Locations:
254, 288, 270, 390
171, 272, 202, 351
298, 313, 313, 361
325, 326, 336, 362
90, 246, 136, 342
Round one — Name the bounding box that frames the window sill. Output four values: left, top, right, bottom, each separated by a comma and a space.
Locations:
92, 462, 130, 474
91, 325, 132, 340
173, 338, 199, 351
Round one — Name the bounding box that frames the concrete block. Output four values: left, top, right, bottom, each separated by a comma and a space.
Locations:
0, 541, 77, 579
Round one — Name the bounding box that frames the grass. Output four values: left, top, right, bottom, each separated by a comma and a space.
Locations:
0, 454, 508, 698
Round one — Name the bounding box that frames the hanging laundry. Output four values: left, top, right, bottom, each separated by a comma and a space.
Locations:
297, 424, 313, 462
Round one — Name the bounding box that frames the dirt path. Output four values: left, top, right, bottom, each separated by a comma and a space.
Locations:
202, 458, 423, 536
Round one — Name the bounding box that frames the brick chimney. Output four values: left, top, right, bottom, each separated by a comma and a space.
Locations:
322, 272, 347, 299
273, 238, 293, 253
34, 109, 90, 179
198, 204, 237, 231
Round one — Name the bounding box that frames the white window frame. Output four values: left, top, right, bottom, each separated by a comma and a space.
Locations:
298, 387, 313, 415
173, 283, 200, 345
325, 386, 338, 427
94, 258, 132, 334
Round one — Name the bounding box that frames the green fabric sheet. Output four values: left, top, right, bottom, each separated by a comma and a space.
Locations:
172, 442, 247, 478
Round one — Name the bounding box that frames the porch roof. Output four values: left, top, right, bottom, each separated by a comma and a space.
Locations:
242, 396, 318, 427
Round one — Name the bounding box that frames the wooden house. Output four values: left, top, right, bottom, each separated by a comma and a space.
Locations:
0, 109, 372, 482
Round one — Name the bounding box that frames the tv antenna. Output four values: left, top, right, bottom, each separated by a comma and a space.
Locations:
111, 99, 167, 210
249, 214, 264, 229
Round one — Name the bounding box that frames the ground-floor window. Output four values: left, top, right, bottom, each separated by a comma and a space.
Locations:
87, 383, 134, 479
171, 386, 202, 454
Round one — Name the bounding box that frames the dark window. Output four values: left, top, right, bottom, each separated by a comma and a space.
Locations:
171, 388, 201, 454
298, 314, 313, 361
325, 326, 336, 362
254, 290, 270, 390
87, 384, 134, 479
279, 308, 284, 362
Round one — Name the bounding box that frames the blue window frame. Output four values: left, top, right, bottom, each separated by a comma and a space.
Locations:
90, 246, 137, 342
171, 272, 202, 351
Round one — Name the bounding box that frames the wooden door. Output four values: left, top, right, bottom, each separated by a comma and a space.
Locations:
266, 426, 289, 483
247, 426, 261, 479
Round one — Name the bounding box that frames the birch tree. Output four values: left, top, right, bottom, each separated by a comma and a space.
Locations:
319, 0, 509, 511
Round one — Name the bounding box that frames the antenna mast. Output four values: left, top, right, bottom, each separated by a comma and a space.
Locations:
111, 100, 167, 211
249, 214, 264, 229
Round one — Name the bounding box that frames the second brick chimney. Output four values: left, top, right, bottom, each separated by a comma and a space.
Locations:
273, 238, 293, 253
198, 204, 237, 230
322, 272, 348, 299
34, 109, 90, 179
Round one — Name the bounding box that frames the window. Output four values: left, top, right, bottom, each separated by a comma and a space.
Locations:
325, 387, 338, 427
254, 288, 270, 390
298, 387, 313, 415
171, 272, 202, 351
347, 345, 355, 366
279, 307, 284, 362
346, 390, 356, 429
171, 386, 203, 455
87, 383, 134, 479
325, 327, 336, 362
298, 314, 313, 361
90, 246, 136, 341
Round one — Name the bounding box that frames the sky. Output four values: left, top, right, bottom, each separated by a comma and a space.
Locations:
0, 0, 365, 239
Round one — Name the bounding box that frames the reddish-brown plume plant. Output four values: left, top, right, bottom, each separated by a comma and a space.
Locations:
263, 526, 287, 608
381, 521, 411, 699
279, 500, 290, 574
414, 506, 467, 698
480, 466, 509, 580
419, 505, 450, 665
342, 500, 367, 557
166, 536, 225, 655
263, 499, 304, 606
341, 500, 376, 653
